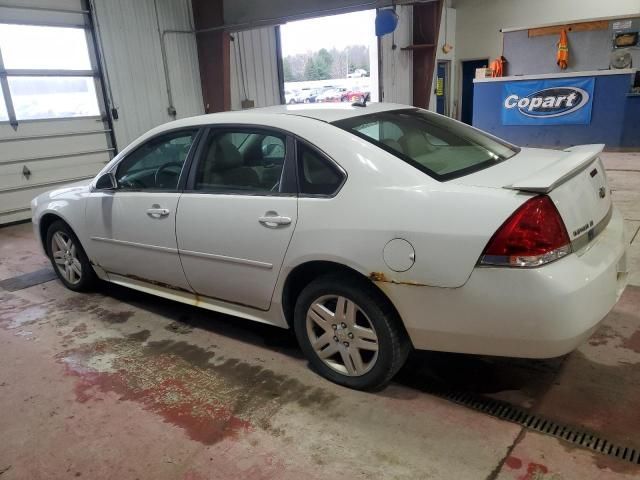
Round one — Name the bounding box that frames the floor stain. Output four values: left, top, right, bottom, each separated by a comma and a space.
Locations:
165, 320, 193, 335
128, 329, 151, 342
58, 336, 337, 445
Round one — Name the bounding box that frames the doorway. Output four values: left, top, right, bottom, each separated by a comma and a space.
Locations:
460, 59, 488, 125
279, 10, 379, 105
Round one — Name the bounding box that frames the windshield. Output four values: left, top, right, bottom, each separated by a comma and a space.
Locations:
333, 109, 519, 181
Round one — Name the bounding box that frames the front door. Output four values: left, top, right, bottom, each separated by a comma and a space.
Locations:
176, 128, 297, 310
85, 129, 199, 290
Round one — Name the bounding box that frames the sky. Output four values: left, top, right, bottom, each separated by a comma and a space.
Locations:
279, 9, 377, 57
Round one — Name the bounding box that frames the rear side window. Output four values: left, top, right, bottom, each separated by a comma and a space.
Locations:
297, 143, 344, 196
333, 109, 519, 181
193, 130, 286, 193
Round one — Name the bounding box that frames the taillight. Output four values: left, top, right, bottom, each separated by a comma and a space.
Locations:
480, 196, 572, 267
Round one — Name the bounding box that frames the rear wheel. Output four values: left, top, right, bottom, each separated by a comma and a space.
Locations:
294, 274, 411, 390
46, 220, 97, 292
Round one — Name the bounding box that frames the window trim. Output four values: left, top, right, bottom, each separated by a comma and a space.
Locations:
104, 127, 203, 194
183, 124, 298, 197
294, 139, 347, 199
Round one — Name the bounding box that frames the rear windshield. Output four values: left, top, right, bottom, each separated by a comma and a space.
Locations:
333, 109, 519, 181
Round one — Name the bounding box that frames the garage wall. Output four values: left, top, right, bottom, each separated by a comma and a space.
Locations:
92, 0, 203, 148
0, 0, 113, 225
380, 5, 413, 104
452, 0, 640, 62
229, 27, 281, 110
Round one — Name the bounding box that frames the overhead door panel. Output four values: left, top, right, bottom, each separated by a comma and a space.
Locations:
0, 1, 113, 225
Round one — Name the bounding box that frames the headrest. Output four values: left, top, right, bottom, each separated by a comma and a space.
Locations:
380, 138, 403, 153
208, 136, 242, 171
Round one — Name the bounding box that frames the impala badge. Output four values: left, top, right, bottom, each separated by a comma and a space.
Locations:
599, 187, 606, 199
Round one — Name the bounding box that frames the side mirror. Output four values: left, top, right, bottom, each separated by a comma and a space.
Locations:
95, 172, 117, 190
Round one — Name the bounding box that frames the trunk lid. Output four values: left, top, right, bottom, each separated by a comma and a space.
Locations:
453, 144, 612, 248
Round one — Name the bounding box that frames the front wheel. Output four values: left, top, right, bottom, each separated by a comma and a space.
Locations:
46, 220, 97, 292
294, 274, 411, 391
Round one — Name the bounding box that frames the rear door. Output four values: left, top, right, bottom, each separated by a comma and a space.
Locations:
176, 127, 297, 310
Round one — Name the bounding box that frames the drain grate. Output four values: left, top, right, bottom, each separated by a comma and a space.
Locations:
429, 388, 640, 465
0, 267, 56, 292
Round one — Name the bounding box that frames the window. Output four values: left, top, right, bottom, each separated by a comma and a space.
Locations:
194, 130, 287, 193
9, 77, 99, 121
0, 24, 91, 70
116, 130, 197, 191
334, 109, 519, 181
297, 143, 344, 195
0, 24, 101, 124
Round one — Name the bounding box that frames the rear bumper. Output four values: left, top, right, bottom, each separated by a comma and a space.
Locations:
380, 207, 628, 358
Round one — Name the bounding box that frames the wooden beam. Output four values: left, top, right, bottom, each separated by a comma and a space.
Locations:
191, 0, 230, 113
528, 20, 608, 37
412, 0, 444, 109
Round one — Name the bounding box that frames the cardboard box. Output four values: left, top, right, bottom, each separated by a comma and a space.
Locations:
475, 68, 493, 79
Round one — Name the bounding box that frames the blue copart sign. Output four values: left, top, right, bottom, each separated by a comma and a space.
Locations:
501, 77, 594, 125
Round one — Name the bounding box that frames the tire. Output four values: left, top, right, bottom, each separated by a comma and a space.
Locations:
294, 273, 411, 391
46, 220, 97, 292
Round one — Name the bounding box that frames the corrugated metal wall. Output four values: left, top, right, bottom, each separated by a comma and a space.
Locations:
229, 27, 282, 110
92, 0, 203, 148
380, 5, 413, 105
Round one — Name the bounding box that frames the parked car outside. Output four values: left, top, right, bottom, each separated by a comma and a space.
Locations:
341, 89, 370, 103
285, 90, 299, 104
317, 87, 348, 103
347, 69, 368, 78
32, 103, 628, 391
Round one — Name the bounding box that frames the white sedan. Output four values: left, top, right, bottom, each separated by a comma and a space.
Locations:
31, 103, 628, 390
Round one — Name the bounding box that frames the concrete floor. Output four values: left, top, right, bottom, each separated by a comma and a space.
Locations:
1, 152, 640, 480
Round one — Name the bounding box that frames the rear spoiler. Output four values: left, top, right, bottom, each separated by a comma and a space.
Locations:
504, 144, 605, 193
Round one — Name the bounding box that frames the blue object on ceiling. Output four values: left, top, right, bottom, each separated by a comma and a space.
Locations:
375, 9, 398, 37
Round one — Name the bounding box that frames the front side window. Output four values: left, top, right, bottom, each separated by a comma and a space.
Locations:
194, 130, 286, 193
297, 143, 344, 196
334, 109, 519, 181
116, 130, 197, 191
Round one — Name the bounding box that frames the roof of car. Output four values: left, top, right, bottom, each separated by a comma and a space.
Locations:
137, 103, 414, 146
164, 102, 412, 130
247, 102, 410, 123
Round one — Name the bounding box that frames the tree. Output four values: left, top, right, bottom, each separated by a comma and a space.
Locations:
316, 48, 333, 79
303, 57, 320, 80
283, 57, 294, 82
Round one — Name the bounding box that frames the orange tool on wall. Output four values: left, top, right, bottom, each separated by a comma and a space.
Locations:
557, 29, 569, 69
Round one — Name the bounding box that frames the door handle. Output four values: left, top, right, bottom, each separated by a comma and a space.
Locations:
146, 207, 170, 218
258, 213, 292, 227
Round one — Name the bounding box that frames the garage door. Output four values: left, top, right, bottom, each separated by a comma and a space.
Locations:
0, 1, 113, 225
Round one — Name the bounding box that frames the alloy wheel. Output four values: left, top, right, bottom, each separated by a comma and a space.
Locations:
51, 231, 82, 285
306, 295, 379, 376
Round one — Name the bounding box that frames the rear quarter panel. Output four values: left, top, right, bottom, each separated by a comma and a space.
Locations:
271, 117, 530, 288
